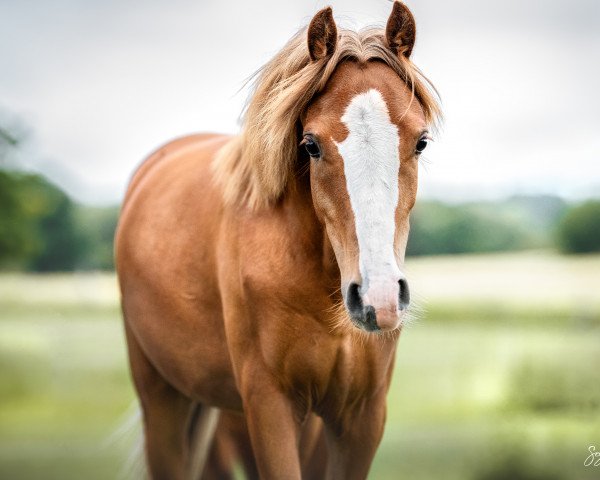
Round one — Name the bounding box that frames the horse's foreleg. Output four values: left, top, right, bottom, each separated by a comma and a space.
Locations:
324, 398, 387, 480
125, 323, 196, 480
299, 414, 328, 479
240, 374, 303, 480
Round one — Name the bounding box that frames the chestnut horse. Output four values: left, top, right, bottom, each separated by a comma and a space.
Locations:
115, 3, 440, 479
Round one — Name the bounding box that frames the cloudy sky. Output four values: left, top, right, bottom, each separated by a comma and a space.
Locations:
1, 0, 599, 205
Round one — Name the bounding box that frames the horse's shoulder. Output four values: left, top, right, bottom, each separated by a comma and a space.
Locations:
116, 133, 231, 278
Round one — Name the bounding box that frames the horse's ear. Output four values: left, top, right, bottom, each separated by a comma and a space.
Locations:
307, 7, 338, 61
385, 1, 416, 59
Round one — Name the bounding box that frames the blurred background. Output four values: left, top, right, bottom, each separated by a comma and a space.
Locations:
1, 0, 599, 479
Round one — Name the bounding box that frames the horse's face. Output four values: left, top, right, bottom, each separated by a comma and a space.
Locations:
304, 63, 427, 332
302, 5, 429, 332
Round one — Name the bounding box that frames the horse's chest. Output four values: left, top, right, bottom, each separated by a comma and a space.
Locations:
280, 336, 380, 408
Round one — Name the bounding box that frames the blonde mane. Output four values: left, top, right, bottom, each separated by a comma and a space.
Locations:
212, 26, 442, 210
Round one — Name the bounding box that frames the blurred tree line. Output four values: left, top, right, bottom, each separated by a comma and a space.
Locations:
407, 196, 600, 256
0, 121, 116, 271
0, 169, 117, 271
407, 195, 567, 255
555, 200, 600, 254
1, 117, 599, 272
2, 170, 598, 272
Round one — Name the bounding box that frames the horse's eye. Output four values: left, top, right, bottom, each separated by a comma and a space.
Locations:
416, 137, 428, 154
303, 135, 321, 158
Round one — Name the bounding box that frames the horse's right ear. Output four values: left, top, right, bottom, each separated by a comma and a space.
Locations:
307, 7, 337, 61
385, 1, 416, 59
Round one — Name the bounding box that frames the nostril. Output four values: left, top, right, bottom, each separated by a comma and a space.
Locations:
346, 282, 363, 315
398, 278, 410, 310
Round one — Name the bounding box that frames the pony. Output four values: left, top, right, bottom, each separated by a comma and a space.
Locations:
115, 2, 440, 478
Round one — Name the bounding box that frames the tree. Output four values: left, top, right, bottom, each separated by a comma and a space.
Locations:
406, 201, 532, 256
0, 170, 39, 266
556, 201, 600, 254
75, 205, 119, 270
0, 171, 83, 271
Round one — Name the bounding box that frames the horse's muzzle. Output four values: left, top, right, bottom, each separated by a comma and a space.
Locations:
344, 278, 410, 332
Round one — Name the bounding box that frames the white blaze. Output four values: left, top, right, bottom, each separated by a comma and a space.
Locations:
335, 89, 402, 300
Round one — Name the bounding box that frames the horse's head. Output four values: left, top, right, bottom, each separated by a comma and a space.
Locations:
302, 4, 434, 332
213, 1, 439, 333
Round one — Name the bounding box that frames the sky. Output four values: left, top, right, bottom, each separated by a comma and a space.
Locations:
1, 0, 599, 205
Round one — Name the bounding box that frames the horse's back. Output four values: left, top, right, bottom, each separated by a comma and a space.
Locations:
122, 133, 224, 207
116, 133, 241, 408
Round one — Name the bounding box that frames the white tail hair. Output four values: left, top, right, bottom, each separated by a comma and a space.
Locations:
188, 405, 221, 480
103, 401, 147, 480
104, 401, 222, 480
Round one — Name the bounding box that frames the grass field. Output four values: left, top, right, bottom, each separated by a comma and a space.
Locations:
1, 251, 599, 479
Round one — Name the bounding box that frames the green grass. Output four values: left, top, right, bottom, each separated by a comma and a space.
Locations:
372, 322, 600, 480
1, 252, 600, 479
0, 274, 134, 480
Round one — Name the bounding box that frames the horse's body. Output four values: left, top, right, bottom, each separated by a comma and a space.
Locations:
118, 129, 397, 478
116, 3, 440, 479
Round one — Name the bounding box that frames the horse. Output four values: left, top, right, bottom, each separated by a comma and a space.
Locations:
115, 2, 440, 478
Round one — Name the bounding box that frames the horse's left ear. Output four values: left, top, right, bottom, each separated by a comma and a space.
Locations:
307, 7, 338, 61
385, 1, 416, 59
